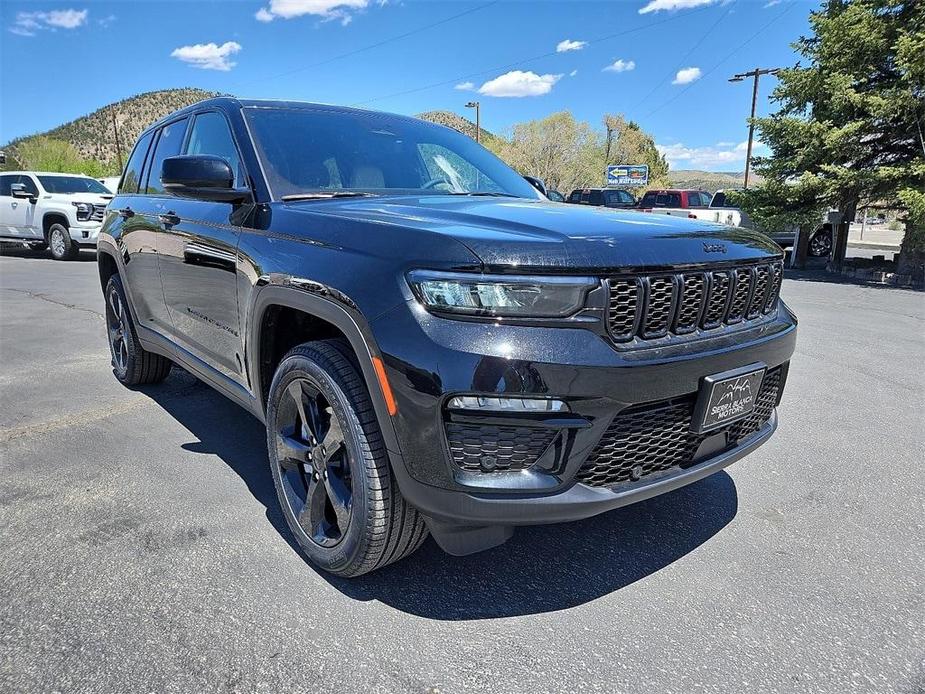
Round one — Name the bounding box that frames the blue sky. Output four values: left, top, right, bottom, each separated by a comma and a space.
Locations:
0, 0, 815, 171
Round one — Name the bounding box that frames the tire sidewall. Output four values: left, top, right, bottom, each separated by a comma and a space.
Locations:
266, 353, 373, 573
809, 230, 832, 257
47, 223, 74, 260
105, 275, 136, 383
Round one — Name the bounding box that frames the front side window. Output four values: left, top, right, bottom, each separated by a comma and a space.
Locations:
120, 131, 154, 194
146, 118, 189, 195
186, 112, 243, 187
588, 190, 604, 205
244, 107, 539, 200
16, 175, 39, 196
37, 176, 108, 194
567, 190, 582, 203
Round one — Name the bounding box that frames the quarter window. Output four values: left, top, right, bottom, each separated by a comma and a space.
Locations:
145, 118, 189, 195
120, 131, 154, 194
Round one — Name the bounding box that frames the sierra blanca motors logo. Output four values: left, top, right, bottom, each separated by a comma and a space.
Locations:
710, 376, 754, 420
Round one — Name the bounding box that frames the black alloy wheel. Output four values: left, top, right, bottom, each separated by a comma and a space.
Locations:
275, 378, 354, 548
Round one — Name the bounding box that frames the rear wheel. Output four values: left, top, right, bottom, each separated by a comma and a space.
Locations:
266, 340, 427, 577
47, 223, 79, 260
809, 228, 832, 257
104, 275, 172, 385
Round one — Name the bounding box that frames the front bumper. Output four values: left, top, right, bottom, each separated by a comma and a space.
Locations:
372, 298, 797, 535
69, 221, 101, 245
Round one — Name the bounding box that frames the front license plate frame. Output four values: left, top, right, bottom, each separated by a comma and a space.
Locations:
690, 363, 766, 434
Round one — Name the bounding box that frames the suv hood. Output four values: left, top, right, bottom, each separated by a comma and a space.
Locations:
297, 196, 780, 272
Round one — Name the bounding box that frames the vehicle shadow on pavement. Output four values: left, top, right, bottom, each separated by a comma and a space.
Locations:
0, 246, 96, 262
143, 371, 738, 620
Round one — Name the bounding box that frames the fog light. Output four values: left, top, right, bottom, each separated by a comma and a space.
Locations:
446, 395, 568, 412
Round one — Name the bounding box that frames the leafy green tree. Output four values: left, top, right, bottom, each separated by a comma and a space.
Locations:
742, 0, 924, 277
494, 111, 604, 193
10, 137, 109, 177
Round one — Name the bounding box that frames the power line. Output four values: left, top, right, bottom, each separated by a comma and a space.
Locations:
642, 2, 796, 119
350, 4, 716, 107
628, 4, 733, 112
234, 1, 499, 90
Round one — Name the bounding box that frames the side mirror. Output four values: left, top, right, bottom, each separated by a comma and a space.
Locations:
523, 175, 547, 197
11, 183, 35, 202
161, 155, 250, 203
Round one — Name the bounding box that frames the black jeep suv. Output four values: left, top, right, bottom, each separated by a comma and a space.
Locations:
98, 98, 796, 577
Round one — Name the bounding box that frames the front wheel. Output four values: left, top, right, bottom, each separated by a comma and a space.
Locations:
266, 340, 427, 577
47, 223, 79, 260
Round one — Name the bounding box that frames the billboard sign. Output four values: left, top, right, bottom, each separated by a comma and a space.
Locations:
607, 164, 648, 187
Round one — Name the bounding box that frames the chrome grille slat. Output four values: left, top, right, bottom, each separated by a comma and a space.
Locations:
606, 261, 783, 344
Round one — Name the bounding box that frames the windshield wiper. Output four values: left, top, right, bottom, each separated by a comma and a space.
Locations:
446, 192, 522, 198
281, 191, 379, 201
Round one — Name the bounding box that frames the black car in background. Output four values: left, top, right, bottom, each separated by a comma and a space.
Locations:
567, 187, 637, 208
98, 98, 796, 576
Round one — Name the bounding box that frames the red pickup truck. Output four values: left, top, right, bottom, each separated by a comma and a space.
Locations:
635, 189, 711, 218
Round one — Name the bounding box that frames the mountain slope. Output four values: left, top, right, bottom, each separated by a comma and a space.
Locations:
3, 88, 220, 169
667, 169, 764, 193
415, 110, 498, 145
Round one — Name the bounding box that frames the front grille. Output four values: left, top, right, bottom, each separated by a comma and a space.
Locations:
90, 204, 107, 222
607, 261, 783, 343
576, 367, 782, 488
445, 423, 556, 472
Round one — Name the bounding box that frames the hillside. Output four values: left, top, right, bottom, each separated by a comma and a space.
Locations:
2, 88, 220, 170
415, 110, 498, 145
668, 169, 764, 193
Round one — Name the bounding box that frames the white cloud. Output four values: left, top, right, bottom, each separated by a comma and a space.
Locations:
569, 69, 578, 77
639, 0, 718, 14
657, 140, 769, 169
556, 39, 587, 53
477, 70, 562, 98
604, 59, 636, 73
454, 81, 475, 91
764, 0, 781, 6
672, 66, 702, 84
171, 41, 242, 71
255, 0, 369, 24
9, 8, 87, 36
97, 14, 116, 28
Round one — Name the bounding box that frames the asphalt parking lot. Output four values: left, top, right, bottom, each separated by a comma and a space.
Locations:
1, 248, 923, 694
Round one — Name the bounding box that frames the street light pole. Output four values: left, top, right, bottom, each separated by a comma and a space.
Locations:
465, 101, 480, 144
729, 67, 781, 189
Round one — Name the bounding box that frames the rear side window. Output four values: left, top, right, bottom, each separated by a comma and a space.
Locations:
640, 192, 657, 207
710, 191, 726, 208
0, 175, 12, 196
186, 112, 243, 187
120, 131, 154, 194
145, 118, 189, 195
656, 193, 681, 207
588, 190, 604, 205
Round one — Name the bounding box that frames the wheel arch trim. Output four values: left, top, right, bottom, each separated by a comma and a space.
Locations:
247, 281, 405, 457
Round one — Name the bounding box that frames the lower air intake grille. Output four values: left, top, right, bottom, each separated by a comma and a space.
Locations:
576, 367, 782, 488
446, 423, 556, 472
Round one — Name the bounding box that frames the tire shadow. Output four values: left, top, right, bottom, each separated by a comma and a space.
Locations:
142, 370, 739, 620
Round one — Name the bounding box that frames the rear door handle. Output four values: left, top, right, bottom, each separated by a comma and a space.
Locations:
117, 207, 134, 218
158, 211, 180, 227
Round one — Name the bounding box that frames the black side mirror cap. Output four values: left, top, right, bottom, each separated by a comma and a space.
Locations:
523, 175, 547, 197
161, 155, 251, 203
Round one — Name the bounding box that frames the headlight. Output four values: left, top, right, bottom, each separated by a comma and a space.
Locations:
72, 202, 93, 221
408, 270, 595, 318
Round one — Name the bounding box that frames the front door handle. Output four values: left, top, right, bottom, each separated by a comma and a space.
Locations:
158, 211, 180, 227
117, 207, 134, 219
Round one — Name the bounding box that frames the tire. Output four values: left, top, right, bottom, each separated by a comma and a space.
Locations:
47, 223, 79, 260
809, 228, 832, 257
104, 274, 172, 386
266, 340, 428, 577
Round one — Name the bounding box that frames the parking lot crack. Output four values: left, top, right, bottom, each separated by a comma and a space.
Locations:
1, 288, 104, 320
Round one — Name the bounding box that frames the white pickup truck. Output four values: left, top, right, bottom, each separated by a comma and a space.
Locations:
0, 171, 113, 260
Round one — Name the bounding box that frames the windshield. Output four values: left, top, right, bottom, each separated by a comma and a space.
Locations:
244, 107, 540, 200
38, 176, 110, 194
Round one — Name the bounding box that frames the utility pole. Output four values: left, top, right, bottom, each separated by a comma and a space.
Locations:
110, 105, 123, 171
465, 101, 480, 144
729, 67, 781, 189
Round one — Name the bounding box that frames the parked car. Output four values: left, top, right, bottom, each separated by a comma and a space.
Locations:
635, 189, 711, 217
708, 189, 835, 256
99, 97, 797, 577
566, 187, 636, 208
0, 171, 112, 259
